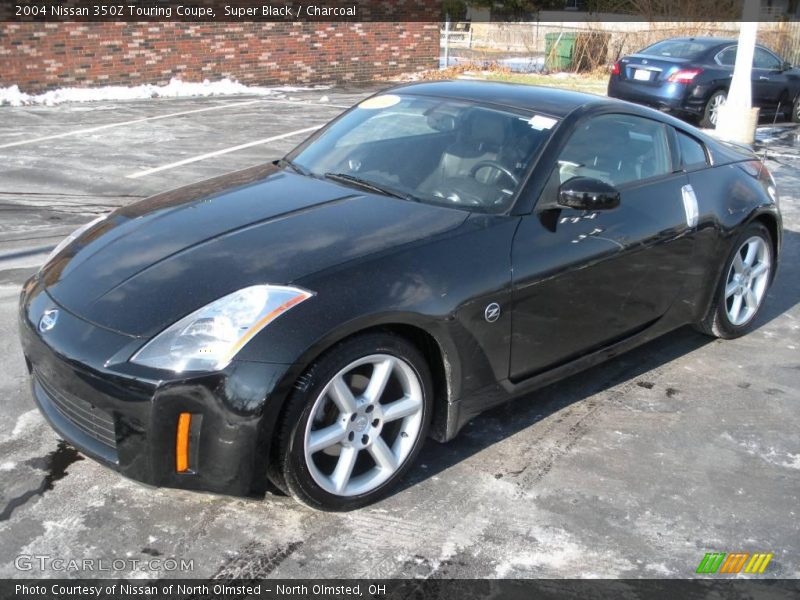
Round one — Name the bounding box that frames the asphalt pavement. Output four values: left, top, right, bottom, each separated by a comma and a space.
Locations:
0, 88, 798, 579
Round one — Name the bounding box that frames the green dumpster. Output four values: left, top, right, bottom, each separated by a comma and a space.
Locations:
544, 32, 578, 71
545, 31, 610, 72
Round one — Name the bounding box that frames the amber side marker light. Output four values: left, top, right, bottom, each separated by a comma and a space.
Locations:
176, 413, 192, 472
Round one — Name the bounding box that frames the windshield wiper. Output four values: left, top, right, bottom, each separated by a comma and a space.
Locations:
323, 172, 410, 200
275, 158, 310, 176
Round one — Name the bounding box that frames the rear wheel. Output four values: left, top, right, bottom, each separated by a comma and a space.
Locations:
700, 90, 727, 128
779, 91, 793, 122
269, 333, 432, 511
695, 223, 773, 339
792, 95, 800, 124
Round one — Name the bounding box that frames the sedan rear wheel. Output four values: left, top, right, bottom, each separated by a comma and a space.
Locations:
269, 333, 432, 511
700, 90, 727, 128
695, 223, 773, 339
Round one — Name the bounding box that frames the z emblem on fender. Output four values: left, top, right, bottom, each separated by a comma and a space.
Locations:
484, 303, 501, 323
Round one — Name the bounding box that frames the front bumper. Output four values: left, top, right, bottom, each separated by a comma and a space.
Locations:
18, 275, 294, 497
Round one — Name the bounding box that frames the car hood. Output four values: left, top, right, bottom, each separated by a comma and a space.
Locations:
41, 164, 468, 337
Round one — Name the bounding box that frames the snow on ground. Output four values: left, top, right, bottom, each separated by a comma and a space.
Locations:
10, 409, 42, 438
0, 77, 330, 107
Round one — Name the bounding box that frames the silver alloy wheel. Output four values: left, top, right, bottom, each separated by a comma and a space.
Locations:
303, 354, 424, 497
709, 93, 726, 126
724, 236, 771, 326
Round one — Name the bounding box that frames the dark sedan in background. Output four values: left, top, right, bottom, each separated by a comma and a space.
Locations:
19, 82, 782, 511
608, 37, 800, 127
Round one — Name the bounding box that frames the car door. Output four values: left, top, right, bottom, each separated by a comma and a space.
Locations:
752, 47, 786, 110
509, 113, 696, 380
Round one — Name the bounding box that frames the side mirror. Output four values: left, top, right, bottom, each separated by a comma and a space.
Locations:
558, 176, 620, 211
783, 61, 793, 71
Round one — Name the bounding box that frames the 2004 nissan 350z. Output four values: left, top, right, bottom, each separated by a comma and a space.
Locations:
19, 82, 782, 510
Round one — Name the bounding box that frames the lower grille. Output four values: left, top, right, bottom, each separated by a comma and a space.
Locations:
34, 370, 117, 449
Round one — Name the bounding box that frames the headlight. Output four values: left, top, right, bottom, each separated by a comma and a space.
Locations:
130, 285, 313, 372
43, 214, 107, 268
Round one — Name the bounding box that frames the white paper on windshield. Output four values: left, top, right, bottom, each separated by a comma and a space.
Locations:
528, 115, 557, 130
358, 95, 402, 109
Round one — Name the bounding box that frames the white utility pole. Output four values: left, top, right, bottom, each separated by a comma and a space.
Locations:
715, 0, 760, 144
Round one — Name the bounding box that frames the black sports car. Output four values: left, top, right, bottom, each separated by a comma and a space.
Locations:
19, 81, 782, 510
608, 36, 800, 127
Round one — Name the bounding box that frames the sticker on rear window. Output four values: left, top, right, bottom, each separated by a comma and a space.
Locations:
529, 115, 557, 130
358, 95, 401, 109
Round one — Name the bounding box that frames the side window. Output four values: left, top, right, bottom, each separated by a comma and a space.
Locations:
716, 46, 737, 67
753, 48, 781, 70
676, 131, 708, 170
557, 114, 672, 187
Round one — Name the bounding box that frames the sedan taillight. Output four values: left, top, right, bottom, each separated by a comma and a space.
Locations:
611, 61, 621, 75
667, 68, 703, 83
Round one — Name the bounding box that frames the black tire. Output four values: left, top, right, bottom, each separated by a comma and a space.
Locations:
792, 94, 800, 124
779, 91, 794, 123
699, 90, 727, 129
268, 332, 433, 511
694, 223, 774, 339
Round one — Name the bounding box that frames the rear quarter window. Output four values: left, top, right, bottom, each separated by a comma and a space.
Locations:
715, 46, 737, 66
676, 130, 708, 170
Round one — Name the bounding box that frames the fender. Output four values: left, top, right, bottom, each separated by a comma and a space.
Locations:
695, 204, 781, 327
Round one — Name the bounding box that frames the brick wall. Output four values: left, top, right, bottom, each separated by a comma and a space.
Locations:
0, 22, 439, 93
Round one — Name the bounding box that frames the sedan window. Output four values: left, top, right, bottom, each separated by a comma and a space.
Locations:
557, 114, 671, 187
753, 47, 782, 70
715, 46, 737, 67
641, 39, 714, 59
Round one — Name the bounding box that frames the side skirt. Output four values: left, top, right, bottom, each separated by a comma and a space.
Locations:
436, 316, 682, 442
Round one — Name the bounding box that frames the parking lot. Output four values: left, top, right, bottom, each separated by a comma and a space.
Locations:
0, 87, 798, 579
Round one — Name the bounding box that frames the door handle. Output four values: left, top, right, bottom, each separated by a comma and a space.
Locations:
759, 76, 769, 80
681, 184, 699, 228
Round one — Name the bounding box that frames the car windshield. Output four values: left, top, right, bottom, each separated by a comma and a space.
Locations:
641, 39, 715, 59
287, 93, 558, 212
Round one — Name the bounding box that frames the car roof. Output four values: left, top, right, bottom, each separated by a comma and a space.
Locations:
660, 36, 737, 45
387, 80, 609, 118
382, 79, 753, 164
639, 37, 780, 58
638, 37, 737, 55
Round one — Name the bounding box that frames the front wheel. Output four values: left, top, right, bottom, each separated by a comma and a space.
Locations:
269, 333, 432, 511
695, 223, 773, 339
700, 90, 727, 128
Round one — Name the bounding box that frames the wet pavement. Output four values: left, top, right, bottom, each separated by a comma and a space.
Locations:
0, 88, 798, 579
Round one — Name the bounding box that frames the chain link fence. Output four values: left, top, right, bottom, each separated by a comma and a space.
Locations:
444, 21, 800, 72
